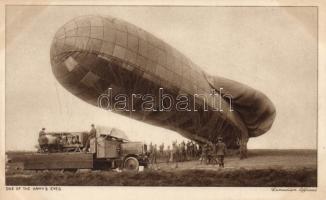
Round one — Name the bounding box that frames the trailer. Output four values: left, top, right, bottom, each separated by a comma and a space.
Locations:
6, 129, 149, 172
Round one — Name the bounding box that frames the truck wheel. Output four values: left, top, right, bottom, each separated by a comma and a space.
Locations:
124, 157, 139, 171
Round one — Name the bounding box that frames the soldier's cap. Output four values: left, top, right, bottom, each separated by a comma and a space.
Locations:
42, 128, 45, 130
217, 136, 223, 140
91, 124, 94, 126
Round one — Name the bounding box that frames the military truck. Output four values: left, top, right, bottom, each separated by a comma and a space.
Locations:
6, 127, 149, 172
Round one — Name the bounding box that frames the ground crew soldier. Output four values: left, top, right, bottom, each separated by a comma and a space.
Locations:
159, 143, 164, 157
166, 145, 171, 163
149, 142, 153, 155
172, 141, 179, 168
198, 144, 202, 158
150, 144, 158, 169
144, 143, 148, 154
180, 141, 186, 161
216, 136, 227, 168
207, 142, 216, 164
200, 143, 209, 164
186, 140, 191, 159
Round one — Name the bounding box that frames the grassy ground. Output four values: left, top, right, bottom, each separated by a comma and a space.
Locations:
6, 167, 316, 186
6, 149, 317, 186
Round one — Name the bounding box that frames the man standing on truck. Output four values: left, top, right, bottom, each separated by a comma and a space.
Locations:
84, 124, 97, 152
38, 128, 48, 152
39, 128, 46, 137
89, 124, 96, 138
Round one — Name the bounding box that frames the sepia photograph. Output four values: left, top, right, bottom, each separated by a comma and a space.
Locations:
1, 2, 323, 196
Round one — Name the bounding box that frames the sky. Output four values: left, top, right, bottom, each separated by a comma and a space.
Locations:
5, 6, 317, 150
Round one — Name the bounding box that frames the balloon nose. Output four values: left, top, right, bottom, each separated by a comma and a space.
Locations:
50, 15, 105, 59
50, 15, 106, 78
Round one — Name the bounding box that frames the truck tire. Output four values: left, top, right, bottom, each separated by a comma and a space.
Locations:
124, 157, 139, 171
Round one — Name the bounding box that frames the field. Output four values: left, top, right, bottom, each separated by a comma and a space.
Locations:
5, 149, 317, 187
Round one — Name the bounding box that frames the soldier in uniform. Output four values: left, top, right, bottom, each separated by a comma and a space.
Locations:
200, 143, 209, 164
159, 143, 164, 157
166, 145, 171, 163
207, 142, 217, 165
152, 144, 158, 164
38, 128, 48, 152
149, 144, 158, 169
189, 141, 195, 159
144, 143, 148, 154
216, 136, 227, 168
149, 142, 153, 155
180, 141, 186, 161
197, 144, 202, 158
84, 124, 97, 152
39, 128, 46, 137
186, 140, 191, 159
89, 124, 96, 138
172, 141, 179, 168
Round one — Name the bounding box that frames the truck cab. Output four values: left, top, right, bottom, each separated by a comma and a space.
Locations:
89, 128, 148, 171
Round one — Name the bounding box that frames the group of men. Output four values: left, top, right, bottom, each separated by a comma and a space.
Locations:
146, 140, 199, 165
146, 136, 227, 168
201, 137, 226, 167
